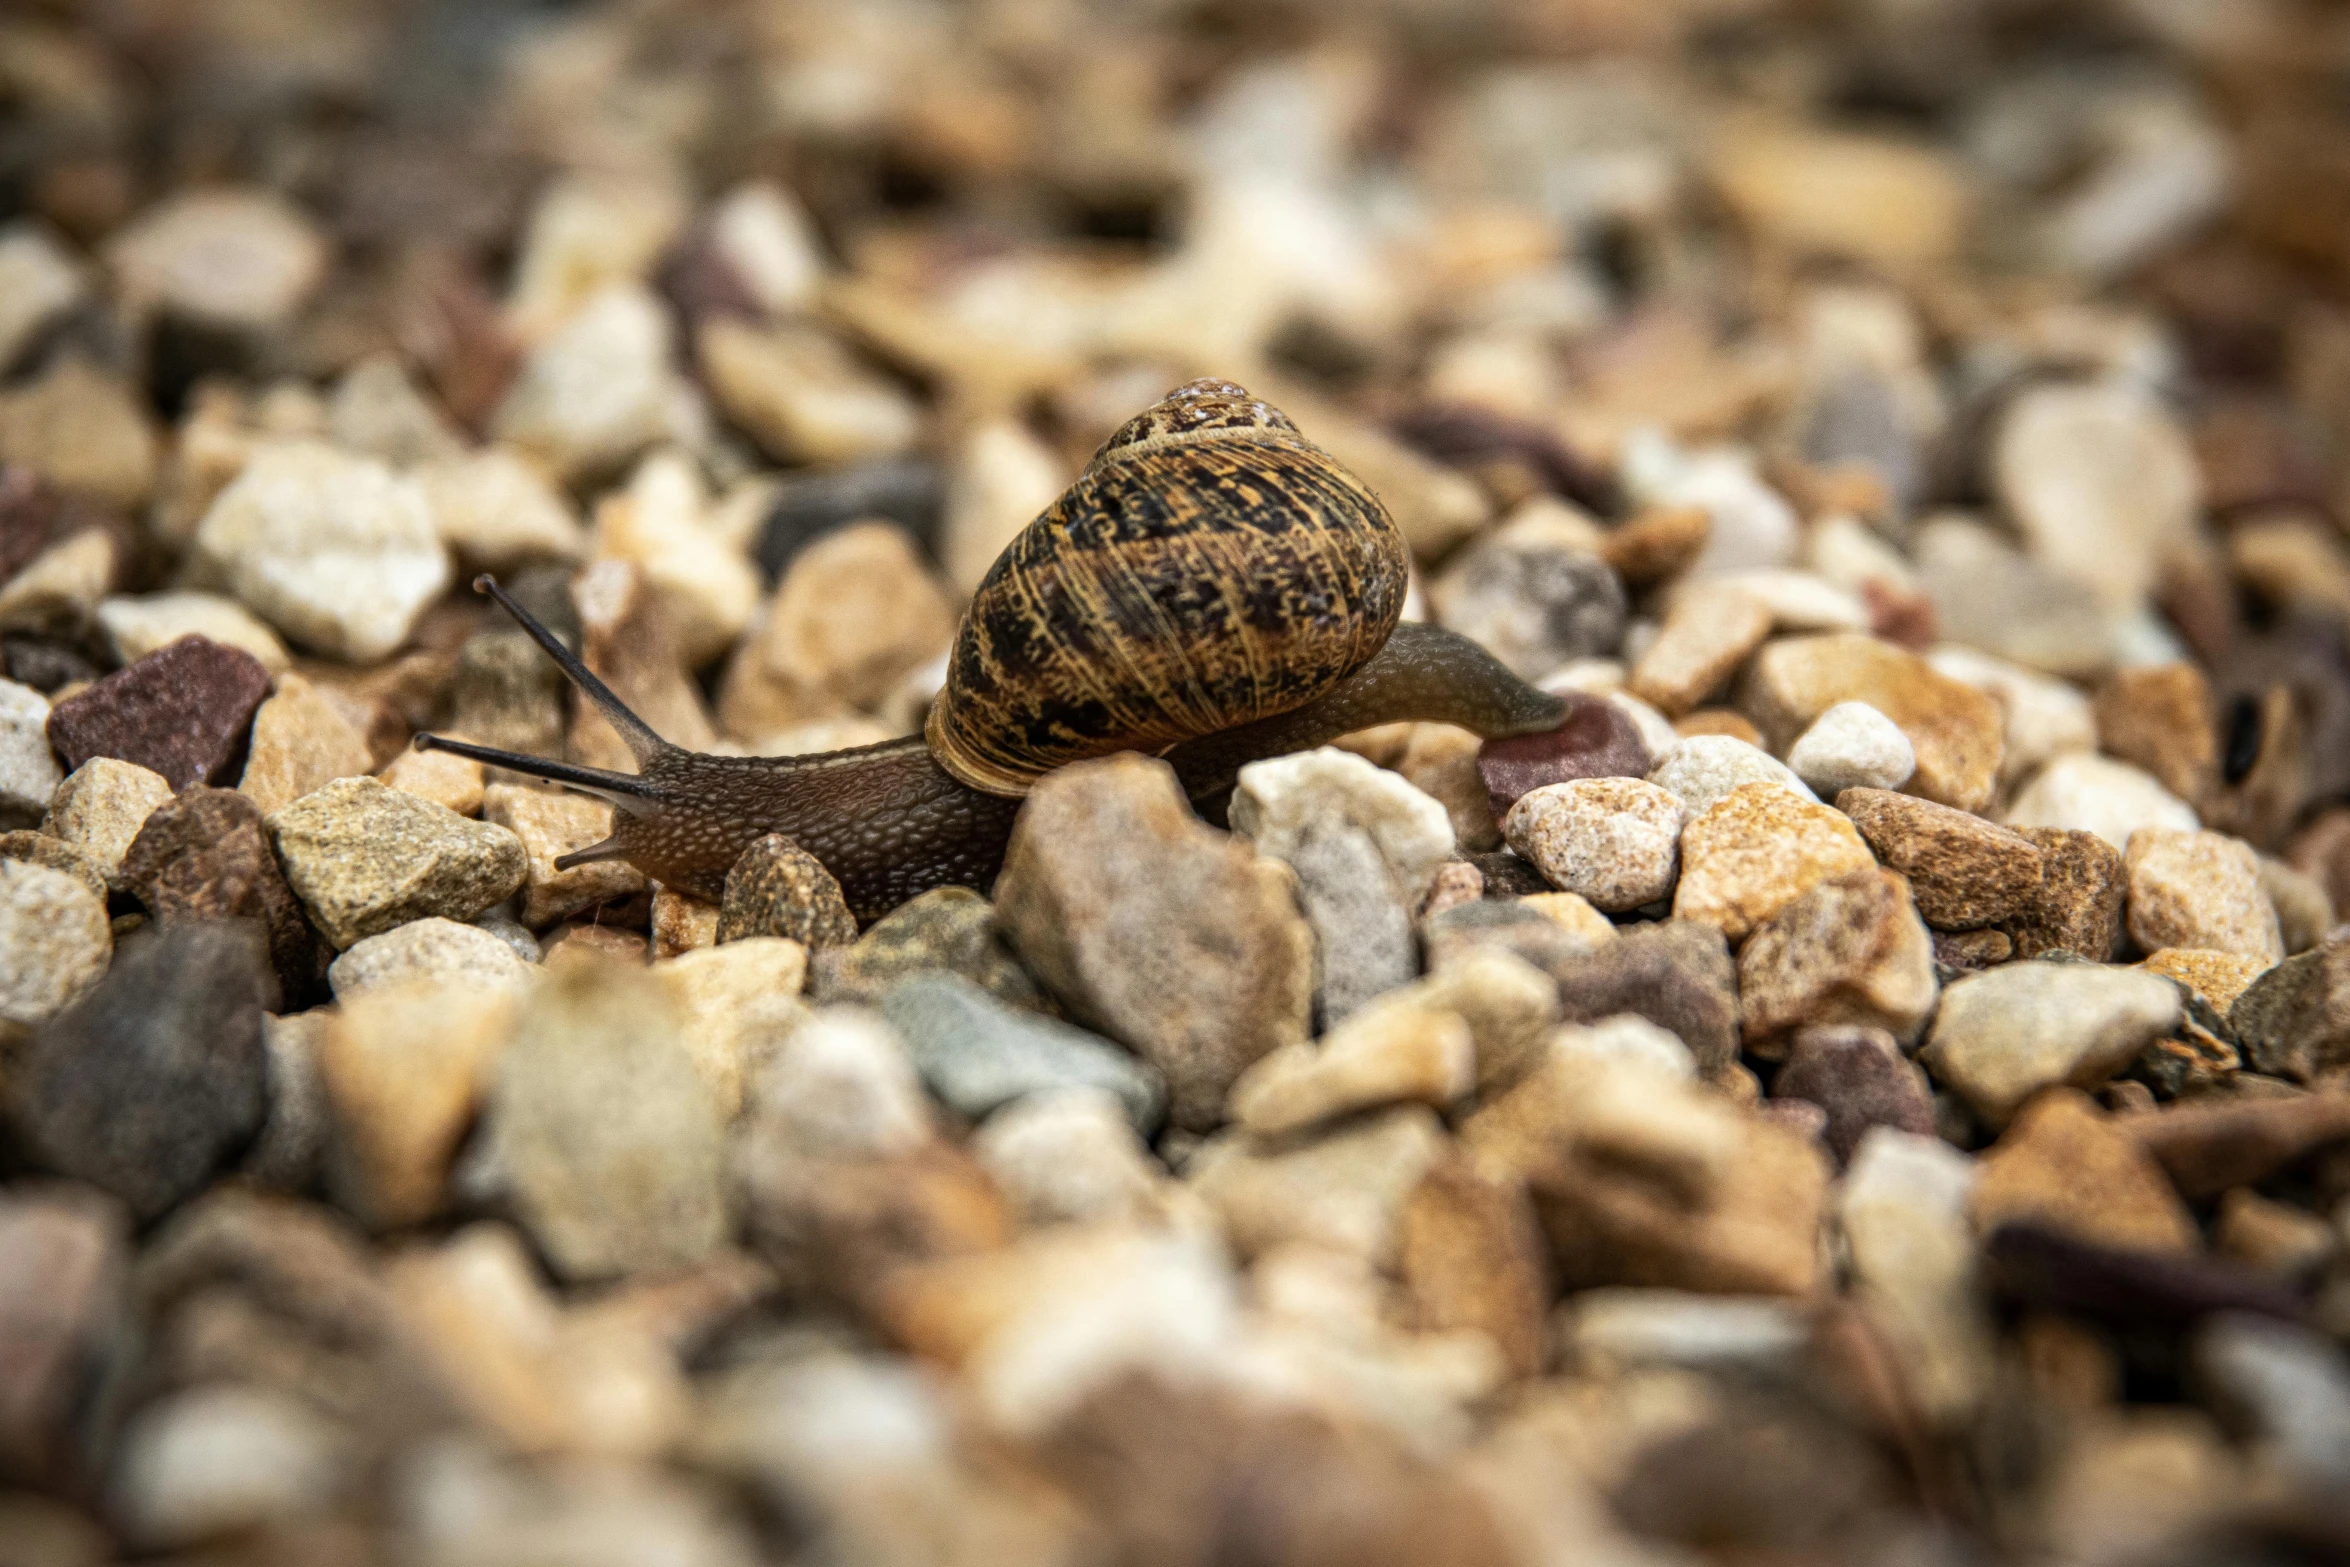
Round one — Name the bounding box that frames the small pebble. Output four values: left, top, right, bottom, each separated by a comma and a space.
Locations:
327, 916, 538, 999
2228, 933, 2350, 1083
317, 979, 516, 1226
1429, 510, 1627, 679
2000, 826, 2129, 961
1501, 776, 1683, 912
0, 678, 61, 826
1969, 1089, 2198, 1254
1227, 999, 1475, 1137
376, 746, 485, 816
1919, 961, 2183, 1127
1549, 919, 1741, 1078
483, 784, 649, 929
970, 1088, 1169, 1229
1772, 1026, 1936, 1165
0, 858, 111, 1025
1646, 733, 1816, 816
1473, 695, 1651, 817
717, 833, 857, 949
1736, 867, 1938, 1052
2123, 827, 2284, 965
653, 936, 808, 1117
1672, 782, 1878, 943
2005, 752, 2198, 852
808, 885, 1044, 1010
43, 755, 172, 885
492, 284, 675, 483
266, 776, 528, 949
235, 673, 374, 817
1744, 632, 2004, 812
415, 447, 587, 572
121, 786, 321, 1003
1787, 701, 1914, 796
45, 635, 272, 789
880, 971, 1166, 1134
2095, 664, 2217, 807
95, 591, 292, 674
1626, 580, 1772, 716
1838, 785, 2045, 930
105, 188, 328, 329
0, 828, 107, 903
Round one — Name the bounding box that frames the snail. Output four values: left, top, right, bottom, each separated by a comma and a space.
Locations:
415, 380, 1571, 921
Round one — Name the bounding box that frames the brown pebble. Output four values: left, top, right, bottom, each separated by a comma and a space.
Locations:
1999, 827, 2127, 961
1837, 786, 2044, 930
0, 829, 107, 903
1599, 504, 1710, 584
1674, 709, 1763, 745
119, 786, 324, 1007
2095, 663, 2218, 807
45, 635, 272, 790
1771, 1024, 1935, 1165
717, 832, 858, 948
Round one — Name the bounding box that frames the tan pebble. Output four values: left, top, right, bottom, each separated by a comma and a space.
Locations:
1502, 777, 1683, 912
1228, 1001, 1475, 1138
483, 785, 649, 929
2124, 828, 2283, 965
1672, 782, 1877, 942
237, 673, 374, 817
1744, 632, 2004, 812
378, 746, 485, 816
1517, 890, 1617, 944
2137, 947, 2269, 1016
1628, 581, 1772, 717
1674, 709, 1762, 746
1599, 504, 1710, 585
1969, 1089, 2198, 1254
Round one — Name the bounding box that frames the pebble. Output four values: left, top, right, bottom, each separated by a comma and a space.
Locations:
1672, 782, 1878, 943
415, 447, 587, 571
1736, 868, 1938, 1052
1620, 432, 1801, 580
808, 885, 1046, 1011
1391, 723, 1500, 851
1549, 919, 1741, 1078
95, 591, 292, 674
192, 441, 451, 663
1396, 946, 1560, 1096
1626, 581, 1772, 716
717, 833, 858, 949
703, 180, 826, 315
482, 785, 648, 929
1398, 1154, 1551, 1377
318, 979, 517, 1226
1473, 695, 1651, 817
1676, 708, 1763, 745
1927, 644, 2100, 785
0, 859, 111, 1025
493, 284, 675, 483
940, 418, 1069, 595
742, 1005, 930, 1161
698, 318, 921, 467
1743, 633, 2005, 812
2258, 856, 2332, 957
45, 757, 171, 887
479, 962, 728, 1279
2124, 828, 2284, 965
1429, 508, 1627, 679
994, 755, 1314, 1132
1500, 777, 1683, 912
104, 188, 328, 329
1837, 1130, 1996, 1420
377, 746, 485, 816
1992, 378, 2199, 612
1999, 826, 2129, 961
235, 673, 374, 816
0, 829, 106, 903
1645, 733, 1816, 817
1599, 503, 1711, 584
1712, 122, 1971, 266
1227, 999, 1475, 1137
1919, 961, 2183, 1127
2228, 933, 2350, 1083
588, 452, 762, 667
327, 916, 538, 999
1969, 1089, 2198, 1254
2004, 751, 2199, 851
14, 921, 269, 1219
110, 1383, 344, 1550
1786, 702, 1914, 796
879, 971, 1167, 1134
1837, 786, 2045, 929
0, 356, 157, 511
242, 1011, 329, 1193
0, 678, 60, 825
652, 937, 808, 1117
121, 786, 321, 1002
1773, 1026, 1936, 1165
2192, 1314, 2350, 1489
1189, 1104, 1448, 1267
1914, 517, 2115, 679
447, 627, 567, 777
971, 1089, 1175, 1229
2138, 947, 2268, 1017
2095, 664, 2217, 807
266, 776, 528, 949
45, 634, 272, 789
0, 222, 85, 369
0, 1184, 125, 1482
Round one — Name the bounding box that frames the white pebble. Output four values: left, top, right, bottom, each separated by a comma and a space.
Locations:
1786, 701, 1915, 796
0, 678, 61, 827
1646, 734, 1817, 816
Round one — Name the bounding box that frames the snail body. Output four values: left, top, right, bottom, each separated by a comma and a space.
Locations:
418, 381, 1569, 921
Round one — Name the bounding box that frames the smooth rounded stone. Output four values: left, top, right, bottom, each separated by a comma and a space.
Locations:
1188, 1104, 1449, 1267
415, 447, 587, 571
481, 785, 648, 929
699, 318, 921, 467
880, 971, 1167, 1135
2095, 664, 2217, 807
1787, 702, 1914, 797
1672, 782, 1877, 944
1836, 786, 2044, 930
1773, 1026, 1935, 1165
2125, 828, 2284, 966
808, 885, 1045, 1011
0, 357, 157, 511
121, 786, 320, 1003
718, 833, 857, 950
1228, 999, 1475, 1138
1837, 1129, 1995, 1421
1919, 961, 2184, 1128
1546, 919, 1741, 1078
2194, 1314, 2350, 1489
1993, 378, 2200, 613
1737, 868, 1937, 1054
43, 755, 172, 884
0, 829, 106, 903
15, 922, 269, 1220
2000, 826, 2128, 961
2229, 934, 2350, 1083
192, 441, 451, 663
1743, 633, 2004, 812
0, 859, 110, 1025
480, 962, 728, 1280
970, 1089, 1167, 1229
0, 677, 60, 826
235, 673, 374, 817
377, 746, 485, 817
995, 754, 1315, 1133
1429, 508, 1627, 680
318, 979, 517, 1228
105, 188, 328, 329
1914, 517, 2115, 680
1473, 695, 1650, 817
111, 1382, 344, 1551
2005, 751, 2199, 852
653, 937, 809, 1119
1646, 734, 1816, 817
327, 917, 537, 1000
0, 222, 85, 367
96, 591, 292, 674
1501, 777, 1682, 912
1969, 1089, 2198, 1254
493, 284, 674, 483
45, 635, 272, 790
266, 776, 528, 950
1626, 580, 1773, 716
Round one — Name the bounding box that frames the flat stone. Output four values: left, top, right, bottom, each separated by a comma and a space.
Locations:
2096, 664, 2217, 807
1501, 777, 1682, 912
15, 922, 270, 1219
327, 916, 537, 1000
235, 673, 373, 817
1547, 918, 1741, 1078
1473, 695, 1650, 818
193, 441, 450, 663
2230, 934, 2350, 1083
1837, 786, 2043, 929
2125, 828, 2284, 966
1430, 510, 1626, 679
480, 961, 729, 1280
1920, 961, 2183, 1127
1773, 1026, 1936, 1165
1787, 701, 1914, 797
1646, 734, 1815, 817
1743, 632, 2004, 812
45, 635, 272, 789
0, 678, 60, 826
266, 776, 527, 949
995, 754, 1314, 1132
121, 786, 321, 1004
1736, 867, 1937, 1053
1189, 1104, 1449, 1267
96, 591, 292, 674
1227, 999, 1475, 1137
482, 784, 648, 929
1969, 1089, 2198, 1253
0, 858, 110, 1026
44, 755, 173, 886
1627, 581, 1772, 716
318, 979, 517, 1227
718, 832, 857, 949
808, 885, 1045, 1011
2000, 826, 2128, 961
880, 971, 1166, 1134
2005, 752, 2198, 852
652, 937, 808, 1118
1673, 782, 1878, 943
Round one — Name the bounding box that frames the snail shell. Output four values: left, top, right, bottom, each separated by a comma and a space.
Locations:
925, 378, 1411, 797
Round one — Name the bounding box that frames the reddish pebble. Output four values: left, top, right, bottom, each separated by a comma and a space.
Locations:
1475, 696, 1650, 818
46, 635, 272, 790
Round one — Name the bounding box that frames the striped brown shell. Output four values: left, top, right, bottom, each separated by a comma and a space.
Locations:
925, 379, 1410, 797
